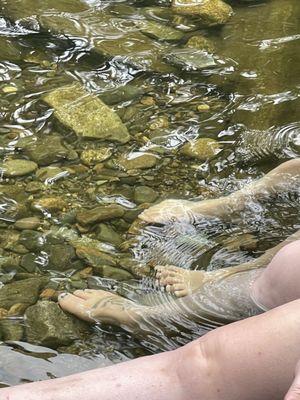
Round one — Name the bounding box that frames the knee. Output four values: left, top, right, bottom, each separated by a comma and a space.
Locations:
174, 332, 222, 399
253, 240, 300, 309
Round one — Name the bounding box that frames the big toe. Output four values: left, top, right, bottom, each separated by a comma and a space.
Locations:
59, 293, 94, 322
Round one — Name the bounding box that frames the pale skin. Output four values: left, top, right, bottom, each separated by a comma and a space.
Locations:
2, 159, 300, 399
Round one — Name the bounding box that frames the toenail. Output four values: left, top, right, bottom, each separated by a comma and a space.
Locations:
58, 292, 69, 300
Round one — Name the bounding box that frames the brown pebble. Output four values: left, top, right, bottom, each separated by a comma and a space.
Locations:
8, 303, 28, 316
79, 267, 93, 279
40, 288, 58, 301
0, 308, 8, 319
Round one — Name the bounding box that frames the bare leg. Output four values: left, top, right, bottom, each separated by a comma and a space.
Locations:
3, 299, 300, 400
285, 361, 300, 400
139, 158, 300, 223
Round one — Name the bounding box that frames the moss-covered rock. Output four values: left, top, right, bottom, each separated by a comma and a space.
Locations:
136, 20, 183, 41
180, 138, 222, 160
97, 224, 123, 246
134, 186, 158, 204
80, 148, 112, 166
185, 35, 215, 52
43, 84, 130, 143
172, 0, 233, 26
25, 301, 88, 348
31, 197, 68, 213
16, 135, 73, 166
0, 277, 48, 309
75, 245, 117, 267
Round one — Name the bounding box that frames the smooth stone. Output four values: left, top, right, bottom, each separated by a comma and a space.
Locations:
172, 0, 233, 26
15, 217, 41, 230
97, 223, 123, 246
25, 181, 44, 193
134, 186, 158, 204
164, 48, 217, 70
99, 85, 144, 105
180, 138, 222, 160
25, 301, 88, 348
93, 265, 134, 281
0, 277, 48, 309
16, 135, 73, 166
75, 245, 117, 267
76, 204, 125, 226
36, 166, 67, 182
43, 83, 130, 143
0, 159, 38, 177
0, 37, 22, 61
117, 153, 159, 170
80, 148, 113, 166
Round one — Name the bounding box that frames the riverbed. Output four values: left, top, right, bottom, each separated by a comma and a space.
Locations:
0, 0, 299, 386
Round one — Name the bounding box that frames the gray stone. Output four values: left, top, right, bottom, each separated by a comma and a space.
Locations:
76, 204, 125, 226
44, 244, 77, 272
0, 278, 48, 309
18, 230, 44, 252
25, 301, 87, 348
0, 159, 38, 177
43, 84, 130, 143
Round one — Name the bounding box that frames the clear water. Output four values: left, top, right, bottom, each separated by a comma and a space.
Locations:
0, 0, 299, 386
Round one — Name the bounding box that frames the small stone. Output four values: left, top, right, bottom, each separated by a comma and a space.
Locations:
117, 153, 159, 171
32, 197, 68, 212
165, 48, 217, 71
75, 246, 117, 267
36, 166, 67, 182
149, 116, 169, 130
180, 138, 222, 161
40, 288, 58, 301
134, 186, 158, 204
80, 148, 112, 166
95, 265, 134, 281
197, 104, 211, 112
79, 267, 93, 279
15, 217, 41, 230
172, 0, 233, 26
25, 181, 44, 193
76, 204, 125, 226
136, 20, 183, 41
0, 308, 8, 319
8, 303, 28, 316
140, 96, 156, 106
2, 85, 18, 93
0, 159, 38, 177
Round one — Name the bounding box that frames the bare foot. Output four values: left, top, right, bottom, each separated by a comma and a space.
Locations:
139, 199, 198, 224
58, 289, 140, 329
155, 265, 207, 298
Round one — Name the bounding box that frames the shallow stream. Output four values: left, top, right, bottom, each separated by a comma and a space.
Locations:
0, 0, 299, 386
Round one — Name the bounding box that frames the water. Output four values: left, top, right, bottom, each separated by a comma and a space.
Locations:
0, 0, 299, 386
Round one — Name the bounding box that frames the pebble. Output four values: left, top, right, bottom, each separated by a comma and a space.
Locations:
15, 217, 41, 230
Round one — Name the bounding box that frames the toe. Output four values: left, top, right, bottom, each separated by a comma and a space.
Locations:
73, 290, 90, 300
58, 293, 93, 322
160, 276, 181, 286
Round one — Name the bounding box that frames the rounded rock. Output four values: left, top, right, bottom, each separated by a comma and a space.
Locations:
0, 159, 38, 177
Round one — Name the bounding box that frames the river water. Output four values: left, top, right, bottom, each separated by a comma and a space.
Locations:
0, 0, 299, 386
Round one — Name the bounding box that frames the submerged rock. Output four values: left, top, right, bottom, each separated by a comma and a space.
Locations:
116, 152, 159, 170
16, 135, 73, 166
134, 186, 158, 204
185, 35, 215, 52
15, 217, 41, 230
25, 301, 88, 348
76, 204, 125, 226
0, 159, 38, 177
136, 20, 183, 41
31, 197, 68, 213
172, 0, 233, 26
0, 277, 48, 309
97, 223, 123, 246
43, 84, 130, 143
80, 148, 113, 166
75, 245, 117, 267
180, 138, 222, 160
164, 48, 217, 70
